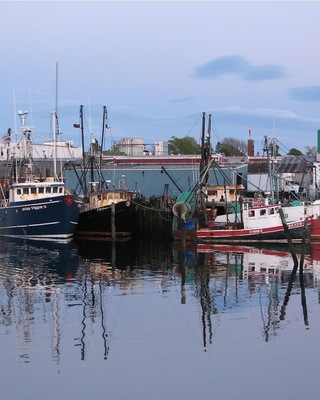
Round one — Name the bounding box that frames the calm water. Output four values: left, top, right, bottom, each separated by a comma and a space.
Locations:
0, 237, 319, 400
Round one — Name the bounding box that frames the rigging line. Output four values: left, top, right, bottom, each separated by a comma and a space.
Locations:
186, 113, 203, 137
211, 117, 220, 143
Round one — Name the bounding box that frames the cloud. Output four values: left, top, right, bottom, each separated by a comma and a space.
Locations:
193, 56, 248, 79
288, 86, 320, 102
193, 56, 287, 82
242, 65, 287, 81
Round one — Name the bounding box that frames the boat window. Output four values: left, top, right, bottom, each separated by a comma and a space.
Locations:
268, 208, 274, 215
17, 189, 21, 195
98, 194, 102, 200
39, 187, 44, 194
260, 209, 266, 216
23, 188, 29, 194
249, 210, 255, 217
207, 189, 217, 196
31, 188, 36, 194
230, 190, 235, 195
46, 187, 51, 193
59, 187, 63, 193
53, 187, 58, 193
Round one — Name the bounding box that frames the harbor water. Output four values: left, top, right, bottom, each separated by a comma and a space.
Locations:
0, 236, 320, 400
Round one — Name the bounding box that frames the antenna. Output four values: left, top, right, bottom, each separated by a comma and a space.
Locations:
55, 61, 59, 116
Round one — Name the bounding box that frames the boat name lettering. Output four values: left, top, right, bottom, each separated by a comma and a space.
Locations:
22, 205, 47, 212
249, 229, 261, 234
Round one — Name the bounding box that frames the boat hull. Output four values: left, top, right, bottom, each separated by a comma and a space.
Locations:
0, 194, 81, 239
311, 217, 320, 243
197, 219, 310, 243
75, 201, 135, 238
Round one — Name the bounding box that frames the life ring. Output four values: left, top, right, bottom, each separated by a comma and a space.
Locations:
126, 201, 131, 207
64, 195, 73, 206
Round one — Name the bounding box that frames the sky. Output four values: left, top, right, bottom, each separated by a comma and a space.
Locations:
1, 0, 320, 155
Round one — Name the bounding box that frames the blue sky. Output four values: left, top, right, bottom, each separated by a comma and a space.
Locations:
1, 0, 320, 155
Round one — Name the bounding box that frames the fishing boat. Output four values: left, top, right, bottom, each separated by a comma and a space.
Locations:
172, 114, 311, 244
0, 110, 81, 239
197, 198, 310, 243
75, 187, 135, 238
74, 105, 135, 239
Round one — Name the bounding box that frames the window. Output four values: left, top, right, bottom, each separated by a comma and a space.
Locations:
17, 189, 21, 195
249, 210, 255, 217
268, 208, 274, 215
39, 187, 44, 194
53, 187, 58, 193
31, 188, 36, 194
23, 188, 29, 194
46, 187, 51, 193
260, 209, 266, 216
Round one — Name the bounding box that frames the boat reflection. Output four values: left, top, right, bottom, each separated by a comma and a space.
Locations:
173, 242, 317, 346
0, 236, 319, 364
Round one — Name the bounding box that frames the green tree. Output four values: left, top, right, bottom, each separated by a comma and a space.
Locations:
104, 143, 126, 156
287, 148, 303, 156
215, 137, 246, 156
168, 136, 201, 155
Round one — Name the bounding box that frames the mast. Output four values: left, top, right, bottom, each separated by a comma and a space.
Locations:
51, 111, 58, 180
80, 105, 87, 195
18, 110, 33, 180
53, 62, 61, 181
55, 62, 59, 123
204, 114, 211, 183
100, 106, 108, 171
199, 112, 211, 184
265, 135, 277, 204
200, 112, 206, 175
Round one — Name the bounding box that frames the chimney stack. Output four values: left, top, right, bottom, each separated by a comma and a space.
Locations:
247, 129, 254, 157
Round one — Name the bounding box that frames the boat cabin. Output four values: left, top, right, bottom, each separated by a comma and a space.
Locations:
88, 190, 133, 210
9, 181, 66, 203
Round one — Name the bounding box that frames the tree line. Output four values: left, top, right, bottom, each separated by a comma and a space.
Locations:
103, 135, 317, 157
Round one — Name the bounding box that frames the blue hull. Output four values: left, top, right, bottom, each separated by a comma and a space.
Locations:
0, 195, 81, 239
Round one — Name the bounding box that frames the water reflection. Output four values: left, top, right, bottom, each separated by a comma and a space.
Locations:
0, 236, 319, 366
175, 242, 318, 346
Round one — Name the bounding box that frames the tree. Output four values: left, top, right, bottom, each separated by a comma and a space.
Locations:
104, 143, 126, 156
287, 148, 303, 156
215, 137, 247, 156
168, 136, 202, 155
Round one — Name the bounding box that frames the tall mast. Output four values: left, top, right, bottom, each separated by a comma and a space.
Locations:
51, 111, 58, 180
55, 62, 59, 118
200, 112, 206, 175
100, 106, 108, 170
80, 105, 87, 195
